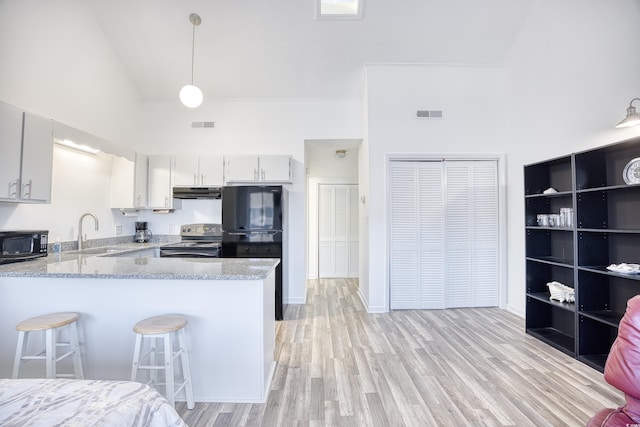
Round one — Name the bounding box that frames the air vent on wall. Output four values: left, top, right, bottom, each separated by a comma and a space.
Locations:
416, 110, 443, 119
191, 121, 215, 129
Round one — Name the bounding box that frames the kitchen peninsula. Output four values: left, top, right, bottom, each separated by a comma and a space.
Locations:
0, 250, 278, 403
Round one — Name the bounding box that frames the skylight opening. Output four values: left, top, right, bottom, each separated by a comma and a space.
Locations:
316, 0, 363, 20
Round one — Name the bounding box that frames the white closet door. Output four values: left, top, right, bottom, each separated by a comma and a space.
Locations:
349, 188, 359, 277
418, 163, 445, 309
318, 184, 359, 278
389, 163, 419, 309
444, 162, 473, 308
389, 159, 499, 310
318, 185, 335, 277
471, 161, 499, 307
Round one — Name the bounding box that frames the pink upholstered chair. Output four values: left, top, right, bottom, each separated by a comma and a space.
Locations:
587, 295, 640, 426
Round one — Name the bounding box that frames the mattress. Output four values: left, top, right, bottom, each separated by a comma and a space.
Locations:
0, 378, 188, 427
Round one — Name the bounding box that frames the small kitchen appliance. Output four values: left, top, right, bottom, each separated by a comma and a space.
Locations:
0, 230, 48, 264
159, 224, 222, 258
134, 222, 152, 243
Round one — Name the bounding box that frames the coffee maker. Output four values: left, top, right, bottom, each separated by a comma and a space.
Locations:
134, 222, 152, 243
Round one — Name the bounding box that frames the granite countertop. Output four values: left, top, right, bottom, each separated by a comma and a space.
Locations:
0, 243, 279, 280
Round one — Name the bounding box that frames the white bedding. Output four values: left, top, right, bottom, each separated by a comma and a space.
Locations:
0, 378, 188, 427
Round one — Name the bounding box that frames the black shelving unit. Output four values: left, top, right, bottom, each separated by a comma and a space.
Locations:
524, 137, 640, 372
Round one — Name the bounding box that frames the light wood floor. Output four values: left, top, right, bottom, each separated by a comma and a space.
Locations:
176, 278, 623, 426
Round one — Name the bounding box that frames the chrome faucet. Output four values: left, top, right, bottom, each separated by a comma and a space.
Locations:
78, 213, 99, 251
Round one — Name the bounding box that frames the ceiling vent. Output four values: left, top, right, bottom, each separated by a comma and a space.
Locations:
416, 110, 443, 119
191, 121, 215, 129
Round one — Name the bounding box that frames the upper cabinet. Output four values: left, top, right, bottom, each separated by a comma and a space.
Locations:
22, 113, 54, 202
148, 155, 180, 209
0, 102, 53, 203
110, 153, 148, 209
225, 155, 292, 184
0, 103, 24, 200
173, 155, 223, 187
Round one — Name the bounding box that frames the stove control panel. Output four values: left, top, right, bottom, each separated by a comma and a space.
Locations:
180, 223, 222, 237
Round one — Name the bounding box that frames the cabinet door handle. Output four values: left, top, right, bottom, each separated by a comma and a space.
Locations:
201, 173, 204, 185
8, 180, 18, 198
254, 169, 258, 180
194, 173, 198, 185
136, 194, 141, 206
22, 179, 32, 198
261, 169, 265, 181
165, 196, 169, 207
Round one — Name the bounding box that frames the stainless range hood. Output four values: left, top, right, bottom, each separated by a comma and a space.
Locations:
173, 187, 222, 199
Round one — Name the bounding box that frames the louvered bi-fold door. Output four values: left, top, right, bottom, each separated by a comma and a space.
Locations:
470, 161, 499, 307
444, 162, 473, 308
390, 160, 498, 310
390, 162, 444, 309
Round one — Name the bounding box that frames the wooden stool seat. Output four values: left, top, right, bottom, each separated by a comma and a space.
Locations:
16, 312, 79, 332
13, 312, 83, 380
133, 314, 188, 335
130, 314, 194, 409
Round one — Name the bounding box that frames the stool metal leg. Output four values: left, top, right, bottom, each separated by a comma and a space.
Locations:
163, 332, 175, 407
69, 322, 84, 379
12, 331, 27, 379
178, 328, 195, 409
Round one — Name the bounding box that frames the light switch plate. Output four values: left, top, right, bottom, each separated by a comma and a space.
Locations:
115, 225, 122, 235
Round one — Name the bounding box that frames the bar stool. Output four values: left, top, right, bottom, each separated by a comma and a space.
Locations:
12, 312, 84, 379
130, 314, 194, 409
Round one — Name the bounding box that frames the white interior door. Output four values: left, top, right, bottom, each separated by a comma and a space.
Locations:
389, 159, 498, 310
390, 162, 444, 309
318, 184, 358, 278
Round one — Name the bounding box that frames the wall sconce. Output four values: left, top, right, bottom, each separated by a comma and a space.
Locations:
335, 149, 347, 158
179, 13, 204, 108
616, 98, 640, 128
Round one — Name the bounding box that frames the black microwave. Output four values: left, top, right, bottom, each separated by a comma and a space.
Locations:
0, 230, 48, 264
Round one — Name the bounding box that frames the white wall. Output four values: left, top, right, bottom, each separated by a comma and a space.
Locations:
363, 64, 508, 312
503, 0, 640, 316
135, 99, 362, 304
0, 0, 140, 240
0, 0, 139, 147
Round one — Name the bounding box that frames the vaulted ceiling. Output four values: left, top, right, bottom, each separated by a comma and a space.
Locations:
86, 0, 534, 100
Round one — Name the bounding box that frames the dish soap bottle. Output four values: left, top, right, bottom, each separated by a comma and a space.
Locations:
52, 237, 61, 255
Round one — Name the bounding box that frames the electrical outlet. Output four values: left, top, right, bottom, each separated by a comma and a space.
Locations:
115, 225, 122, 236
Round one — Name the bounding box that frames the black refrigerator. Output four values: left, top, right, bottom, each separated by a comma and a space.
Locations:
221, 185, 284, 320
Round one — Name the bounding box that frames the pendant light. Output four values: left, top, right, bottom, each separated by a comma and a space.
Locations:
179, 13, 203, 108
616, 98, 640, 128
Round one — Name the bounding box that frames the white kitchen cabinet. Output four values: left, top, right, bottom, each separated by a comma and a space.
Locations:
21, 113, 53, 202
0, 102, 23, 201
133, 153, 148, 208
173, 155, 223, 187
148, 155, 178, 209
0, 103, 53, 203
225, 155, 292, 184
110, 153, 148, 209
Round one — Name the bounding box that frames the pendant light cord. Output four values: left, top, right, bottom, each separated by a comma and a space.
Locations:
190, 23, 196, 85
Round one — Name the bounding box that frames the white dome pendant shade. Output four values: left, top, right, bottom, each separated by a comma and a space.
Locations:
180, 84, 203, 108
180, 13, 203, 108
